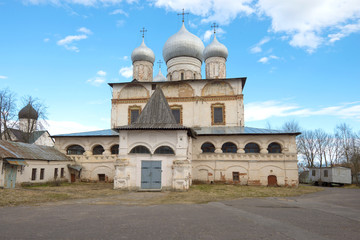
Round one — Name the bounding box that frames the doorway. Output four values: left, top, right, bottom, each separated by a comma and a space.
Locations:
268, 175, 278, 187
141, 161, 161, 189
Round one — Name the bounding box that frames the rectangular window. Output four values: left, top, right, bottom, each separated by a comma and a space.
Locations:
54, 168, 58, 179
170, 105, 182, 124
40, 168, 45, 180
233, 172, 240, 181
98, 174, 106, 182
128, 106, 141, 124
324, 170, 328, 177
211, 103, 225, 125
31, 168, 37, 181
312, 170, 316, 176
61, 168, 65, 178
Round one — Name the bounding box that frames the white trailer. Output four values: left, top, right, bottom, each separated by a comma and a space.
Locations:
308, 167, 351, 186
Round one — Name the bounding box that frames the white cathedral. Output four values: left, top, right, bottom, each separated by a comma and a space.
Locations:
53, 20, 300, 190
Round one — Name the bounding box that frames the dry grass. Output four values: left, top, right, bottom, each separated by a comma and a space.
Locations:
0, 182, 323, 207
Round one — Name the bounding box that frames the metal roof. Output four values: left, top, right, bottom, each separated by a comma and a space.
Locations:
52, 129, 119, 138
194, 126, 301, 136
0, 140, 71, 161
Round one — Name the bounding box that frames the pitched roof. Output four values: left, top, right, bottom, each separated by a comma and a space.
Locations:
116, 87, 188, 130
6, 129, 52, 144
0, 140, 71, 161
52, 129, 119, 137
195, 126, 301, 136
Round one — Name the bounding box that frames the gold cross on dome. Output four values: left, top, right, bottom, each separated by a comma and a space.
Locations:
177, 8, 189, 23
211, 22, 219, 34
140, 27, 147, 39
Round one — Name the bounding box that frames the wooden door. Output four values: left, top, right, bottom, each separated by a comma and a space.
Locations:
268, 175, 277, 187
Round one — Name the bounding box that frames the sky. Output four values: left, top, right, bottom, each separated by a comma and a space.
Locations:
1, 0, 360, 135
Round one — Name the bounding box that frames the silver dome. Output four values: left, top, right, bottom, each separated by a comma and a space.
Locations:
203, 34, 228, 60
153, 68, 167, 82
131, 39, 155, 63
163, 23, 205, 63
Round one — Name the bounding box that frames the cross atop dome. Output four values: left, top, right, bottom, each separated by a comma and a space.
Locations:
177, 8, 189, 23
140, 27, 147, 39
157, 60, 163, 69
211, 23, 219, 34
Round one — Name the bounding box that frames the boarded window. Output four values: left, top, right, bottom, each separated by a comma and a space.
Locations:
222, 142, 237, 153
244, 143, 260, 153
324, 170, 328, 177
130, 145, 151, 154
233, 172, 240, 181
111, 144, 119, 154
40, 168, 45, 180
61, 168, 65, 178
170, 105, 182, 124
312, 170, 316, 176
128, 106, 141, 124
98, 174, 105, 182
31, 168, 37, 181
93, 145, 105, 155
211, 103, 225, 125
201, 142, 215, 153
154, 146, 175, 154
54, 168, 58, 179
67, 145, 85, 155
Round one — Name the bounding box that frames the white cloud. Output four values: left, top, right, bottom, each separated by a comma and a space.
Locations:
122, 56, 128, 60
256, 0, 360, 52
23, 0, 136, 7
119, 66, 133, 78
153, 0, 254, 25
87, 70, 107, 86
43, 38, 50, 42
203, 28, 225, 42
250, 37, 270, 53
245, 101, 360, 122
110, 8, 129, 16
97, 70, 107, 76
57, 34, 87, 52
328, 20, 360, 43
0, 75, 8, 79
78, 27, 92, 35
258, 55, 278, 63
44, 119, 101, 135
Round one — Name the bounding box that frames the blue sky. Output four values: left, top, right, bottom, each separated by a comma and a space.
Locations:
1, 0, 359, 134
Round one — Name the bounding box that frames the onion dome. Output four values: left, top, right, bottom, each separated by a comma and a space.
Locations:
153, 68, 166, 82
131, 39, 155, 64
163, 23, 205, 63
18, 104, 38, 120
203, 34, 228, 60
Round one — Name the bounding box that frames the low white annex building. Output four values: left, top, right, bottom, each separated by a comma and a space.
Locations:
52, 20, 300, 190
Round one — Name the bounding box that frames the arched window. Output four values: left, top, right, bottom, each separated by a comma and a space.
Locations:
222, 142, 237, 153
268, 142, 282, 153
201, 142, 215, 153
154, 146, 175, 154
111, 144, 119, 155
93, 145, 104, 155
244, 143, 260, 153
67, 145, 85, 155
130, 145, 151, 154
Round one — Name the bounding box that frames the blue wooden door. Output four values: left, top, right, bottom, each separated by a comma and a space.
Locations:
141, 161, 161, 189
5, 165, 17, 189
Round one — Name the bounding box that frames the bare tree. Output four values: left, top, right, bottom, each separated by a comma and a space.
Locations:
19, 96, 47, 143
314, 129, 329, 167
282, 120, 302, 132
335, 123, 354, 163
0, 88, 17, 140
325, 134, 342, 166
298, 130, 317, 167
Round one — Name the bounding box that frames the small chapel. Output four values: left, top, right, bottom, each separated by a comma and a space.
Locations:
53, 17, 300, 190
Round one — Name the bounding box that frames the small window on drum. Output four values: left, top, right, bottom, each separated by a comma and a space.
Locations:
222, 142, 237, 153
67, 145, 85, 155
93, 145, 104, 155
130, 145, 151, 154
244, 143, 260, 153
201, 142, 215, 153
154, 146, 175, 154
181, 72, 184, 80
170, 105, 182, 124
268, 142, 282, 153
111, 144, 119, 155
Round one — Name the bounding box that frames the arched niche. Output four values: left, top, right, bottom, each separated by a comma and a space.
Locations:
201, 80, 234, 96
161, 82, 194, 98
118, 84, 149, 99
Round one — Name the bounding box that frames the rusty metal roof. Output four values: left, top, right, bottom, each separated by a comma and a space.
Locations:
0, 140, 71, 161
